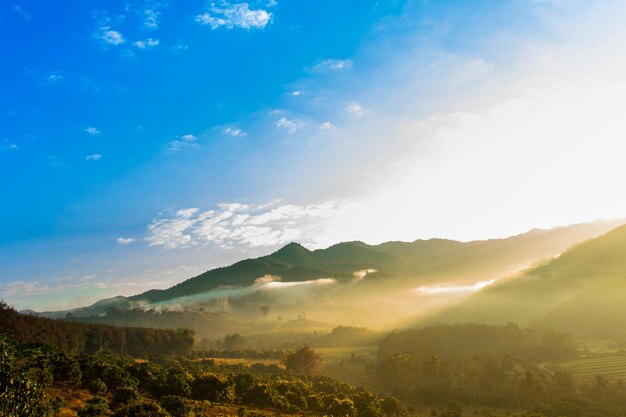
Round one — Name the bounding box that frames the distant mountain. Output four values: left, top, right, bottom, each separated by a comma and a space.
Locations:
37, 219, 624, 337
127, 219, 624, 304
423, 223, 626, 337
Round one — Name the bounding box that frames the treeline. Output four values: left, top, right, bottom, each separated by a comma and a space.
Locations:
371, 323, 626, 416
1, 335, 403, 417
0, 302, 194, 357
372, 351, 626, 416
378, 323, 577, 361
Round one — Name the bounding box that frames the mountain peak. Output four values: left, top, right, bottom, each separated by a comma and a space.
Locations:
267, 242, 315, 266
273, 242, 310, 255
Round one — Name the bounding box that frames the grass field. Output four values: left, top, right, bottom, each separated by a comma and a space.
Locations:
316, 346, 377, 388
554, 354, 626, 381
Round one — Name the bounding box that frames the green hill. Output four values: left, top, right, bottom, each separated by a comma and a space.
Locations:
424, 224, 626, 337
37, 219, 624, 336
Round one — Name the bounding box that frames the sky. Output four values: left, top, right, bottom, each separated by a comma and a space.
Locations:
3, 0, 626, 310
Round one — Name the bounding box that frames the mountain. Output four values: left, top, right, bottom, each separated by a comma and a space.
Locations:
128, 219, 624, 304
423, 223, 626, 337
36, 219, 624, 337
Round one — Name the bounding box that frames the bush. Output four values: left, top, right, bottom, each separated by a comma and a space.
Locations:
78, 397, 109, 417
0, 337, 57, 417
328, 398, 358, 417
88, 379, 107, 395
191, 373, 234, 402
283, 346, 321, 375
111, 387, 140, 410
160, 395, 190, 417
113, 402, 170, 417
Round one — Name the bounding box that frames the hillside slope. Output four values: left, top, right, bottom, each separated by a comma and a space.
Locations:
424, 224, 626, 337
37, 219, 624, 335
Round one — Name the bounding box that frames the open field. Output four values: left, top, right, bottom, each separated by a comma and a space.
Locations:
316, 346, 377, 388
553, 354, 626, 381
201, 357, 283, 367
579, 339, 626, 354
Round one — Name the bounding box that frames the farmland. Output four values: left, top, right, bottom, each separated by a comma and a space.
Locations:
554, 354, 626, 381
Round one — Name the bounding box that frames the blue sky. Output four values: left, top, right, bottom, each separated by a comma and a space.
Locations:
3, 0, 626, 310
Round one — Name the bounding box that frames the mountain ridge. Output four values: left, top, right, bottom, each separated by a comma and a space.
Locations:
34, 219, 625, 337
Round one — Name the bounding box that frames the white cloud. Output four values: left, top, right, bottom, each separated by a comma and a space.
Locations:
85, 127, 101, 135
86, 154, 102, 161
291, 90, 302, 96
0, 141, 18, 152
146, 201, 347, 249
96, 27, 125, 45
195, 2, 272, 30
143, 8, 161, 29
133, 38, 160, 49
275, 117, 305, 133
176, 208, 199, 218
167, 138, 200, 151
346, 103, 364, 116
222, 127, 247, 137
116, 237, 136, 245
47, 73, 63, 83
312, 59, 353, 72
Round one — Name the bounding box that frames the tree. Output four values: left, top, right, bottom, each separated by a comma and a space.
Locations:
0, 337, 57, 417
78, 397, 109, 417
223, 334, 245, 351
160, 395, 190, 417
260, 305, 270, 317
381, 397, 403, 416
283, 346, 321, 375
191, 373, 234, 402
328, 398, 358, 417
112, 402, 170, 417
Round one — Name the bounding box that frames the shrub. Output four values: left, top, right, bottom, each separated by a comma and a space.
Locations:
77, 397, 109, 417
160, 395, 190, 417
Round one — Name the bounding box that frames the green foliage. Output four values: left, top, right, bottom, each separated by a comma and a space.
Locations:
191, 372, 234, 402
112, 402, 170, 417
378, 323, 576, 361
380, 396, 403, 416
111, 387, 141, 410
77, 397, 109, 417
0, 336, 57, 417
160, 395, 190, 417
328, 397, 358, 417
0, 302, 195, 357
87, 378, 108, 395
283, 346, 321, 375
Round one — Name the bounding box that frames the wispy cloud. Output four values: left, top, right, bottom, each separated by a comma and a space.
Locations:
312, 59, 353, 72
275, 117, 305, 133
85, 127, 101, 135
116, 237, 136, 245
46, 73, 63, 83
13, 5, 32, 21
143, 8, 161, 29
346, 102, 364, 116
222, 127, 247, 137
146, 201, 347, 249
96, 27, 125, 45
167, 134, 199, 151
0, 141, 18, 152
86, 153, 103, 161
195, 2, 272, 30
133, 38, 160, 49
